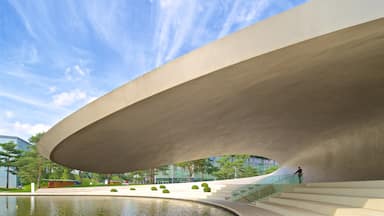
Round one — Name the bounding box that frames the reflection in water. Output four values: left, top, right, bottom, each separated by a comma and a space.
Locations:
30, 196, 34, 215
0, 196, 235, 216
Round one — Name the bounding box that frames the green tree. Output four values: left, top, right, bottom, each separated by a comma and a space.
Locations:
16, 133, 75, 188
61, 167, 73, 179
0, 142, 22, 188
213, 156, 236, 179
176, 161, 195, 181
194, 158, 215, 181
241, 165, 259, 177
147, 168, 156, 184
126, 170, 146, 184
16, 133, 48, 188
145, 165, 169, 184
213, 155, 257, 180
15, 145, 41, 185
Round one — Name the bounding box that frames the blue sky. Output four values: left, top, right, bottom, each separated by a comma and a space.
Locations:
0, 0, 307, 140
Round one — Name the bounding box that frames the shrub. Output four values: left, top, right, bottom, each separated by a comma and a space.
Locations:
201, 183, 208, 188
203, 187, 211, 192
81, 178, 91, 186
130, 187, 136, 190
23, 184, 31, 192
110, 188, 118, 192
151, 186, 158, 191
162, 189, 170, 193
159, 185, 166, 189
191, 185, 199, 190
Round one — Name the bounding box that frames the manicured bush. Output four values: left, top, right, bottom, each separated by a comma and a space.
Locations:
130, 187, 136, 190
81, 178, 91, 186
110, 188, 118, 192
22, 184, 31, 192
203, 187, 211, 192
191, 185, 199, 190
201, 182, 208, 188
162, 189, 170, 193
159, 185, 166, 189
151, 186, 158, 191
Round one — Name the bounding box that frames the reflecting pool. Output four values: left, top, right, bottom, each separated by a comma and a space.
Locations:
0, 196, 235, 216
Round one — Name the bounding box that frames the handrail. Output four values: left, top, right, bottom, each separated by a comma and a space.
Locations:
229, 174, 299, 202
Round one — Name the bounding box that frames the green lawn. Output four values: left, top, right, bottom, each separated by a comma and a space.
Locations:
0, 185, 31, 192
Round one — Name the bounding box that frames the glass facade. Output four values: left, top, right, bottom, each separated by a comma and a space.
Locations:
155, 156, 278, 184
0, 135, 31, 188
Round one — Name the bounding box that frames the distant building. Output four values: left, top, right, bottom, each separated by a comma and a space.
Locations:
0, 135, 31, 188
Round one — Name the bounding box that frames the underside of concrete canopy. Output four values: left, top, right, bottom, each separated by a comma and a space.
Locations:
38, 0, 384, 182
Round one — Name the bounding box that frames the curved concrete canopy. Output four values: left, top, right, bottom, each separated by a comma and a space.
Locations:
38, 0, 384, 182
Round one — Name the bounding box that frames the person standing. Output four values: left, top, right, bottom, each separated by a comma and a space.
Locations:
294, 166, 303, 183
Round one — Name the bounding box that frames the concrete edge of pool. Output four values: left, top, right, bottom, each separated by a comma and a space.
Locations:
0, 192, 276, 216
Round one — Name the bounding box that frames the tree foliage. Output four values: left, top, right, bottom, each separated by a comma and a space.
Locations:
15, 144, 42, 185
213, 155, 258, 180
16, 133, 48, 188
176, 161, 195, 181
16, 133, 76, 188
0, 142, 22, 188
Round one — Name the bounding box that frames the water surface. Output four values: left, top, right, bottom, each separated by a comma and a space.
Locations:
0, 196, 235, 216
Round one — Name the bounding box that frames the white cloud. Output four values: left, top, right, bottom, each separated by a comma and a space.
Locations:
12, 121, 51, 137
74, 65, 86, 76
0, 91, 47, 108
153, 1, 206, 66
52, 89, 88, 107
0, 120, 51, 140
65, 64, 90, 81
0, 127, 9, 135
151, 0, 274, 67
159, 0, 174, 8
5, 111, 14, 119
22, 45, 39, 64
83, 1, 129, 58
3, 66, 62, 93
218, 0, 271, 38
48, 86, 57, 93
8, 1, 39, 40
